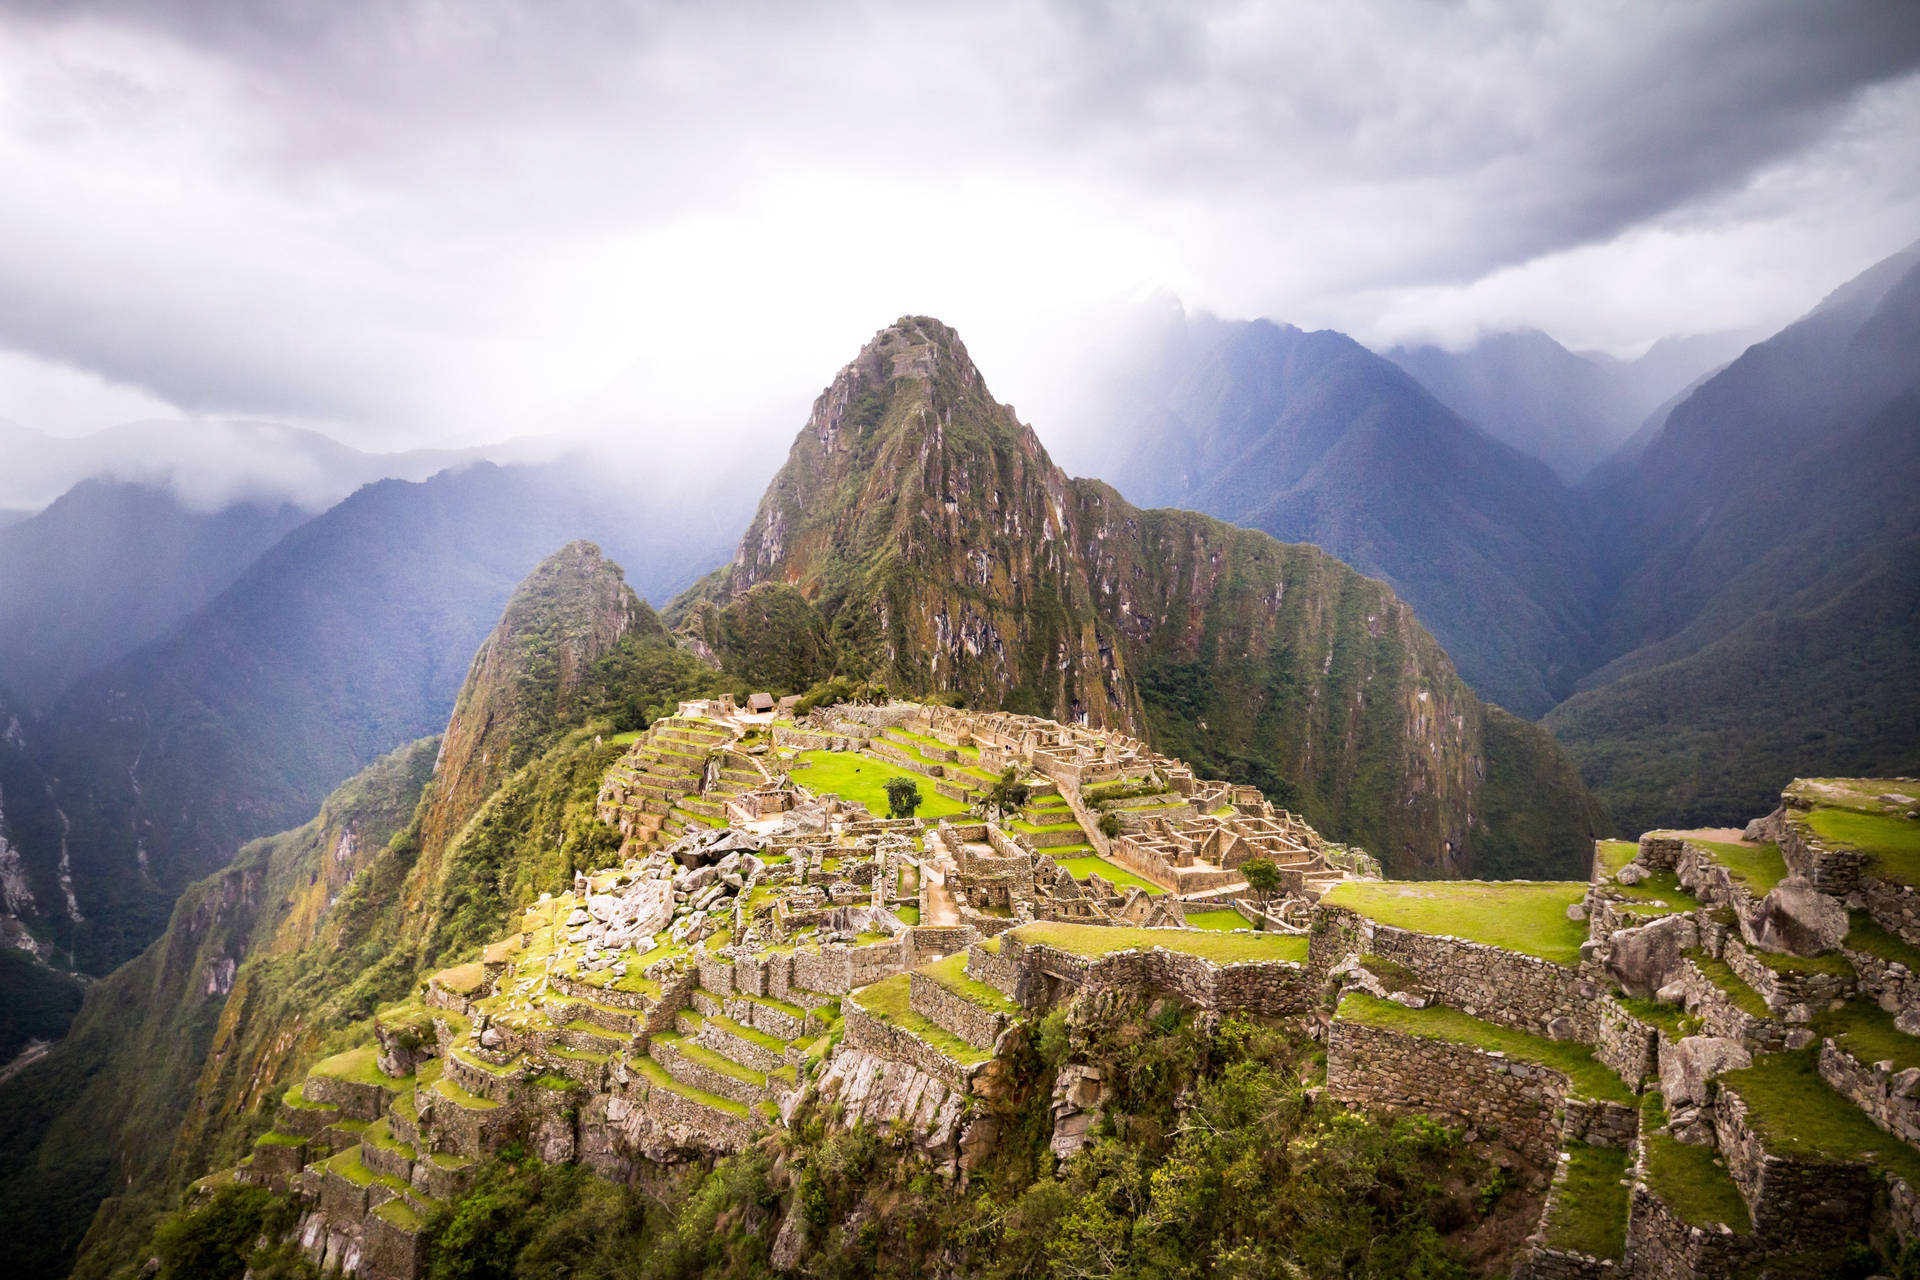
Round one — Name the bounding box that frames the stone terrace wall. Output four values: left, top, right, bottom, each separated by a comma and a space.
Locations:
1325, 1018, 1568, 1159
1712, 1083, 1879, 1251
1624, 1184, 1760, 1280
1002, 934, 1315, 1016
1846, 945, 1920, 1023
1595, 999, 1660, 1088
842, 1001, 978, 1093
966, 943, 1025, 1001
1312, 906, 1602, 1040
1819, 1036, 1920, 1147
909, 971, 1009, 1049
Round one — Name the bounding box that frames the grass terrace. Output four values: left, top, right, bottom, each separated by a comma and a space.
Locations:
1640, 1094, 1750, 1233
1614, 996, 1697, 1042
921, 952, 1020, 1017
1681, 838, 1788, 895
1320, 880, 1588, 966
1542, 1144, 1630, 1259
310, 1045, 404, 1089
1055, 855, 1165, 896
852, 974, 992, 1065
1805, 806, 1920, 885
1183, 908, 1249, 932
1845, 910, 1920, 971
1336, 993, 1633, 1104
1683, 951, 1771, 1020
1611, 871, 1702, 917
1720, 1050, 1920, 1184
631, 1052, 749, 1117
791, 750, 970, 818
1012, 921, 1308, 965
1594, 840, 1638, 878
1814, 1001, 1920, 1073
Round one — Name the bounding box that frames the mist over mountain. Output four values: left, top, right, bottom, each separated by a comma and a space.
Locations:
1383, 326, 1753, 481
1090, 313, 1599, 717
1547, 239, 1920, 831
0, 481, 307, 707
4, 460, 743, 978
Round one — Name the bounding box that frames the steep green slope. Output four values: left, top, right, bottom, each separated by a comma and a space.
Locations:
1552, 243, 1920, 831
682, 317, 1601, 876
0, 544, 724, 1280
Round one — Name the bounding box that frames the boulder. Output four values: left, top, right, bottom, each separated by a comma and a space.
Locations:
1604, 913, 1697, 997
1745, 877, 1847, 956
1615, 863, 1648, 886
1659, 1035, 1751, 1108
565, 909, 591, 927
1566, 902, 1588, 922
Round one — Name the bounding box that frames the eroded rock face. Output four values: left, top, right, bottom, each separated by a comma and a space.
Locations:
1604, 913, 1697, 997
1659, 1035, 1751, 1109
812, 1049, 966, 1158
1744, 876, 1847, 956
1049, 1063, 1108, 1160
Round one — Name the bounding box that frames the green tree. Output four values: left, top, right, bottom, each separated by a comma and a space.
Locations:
978, 769, 1031, 823
883, 776, 922, 819
1097, 811, 1123, 839
1241, 857, 1280, 903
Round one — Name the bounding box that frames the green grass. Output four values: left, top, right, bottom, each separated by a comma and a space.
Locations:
1739, 943, 1853, 977
1614, 996, 1695, 1041
1054, 855, 1166, 895
1336, 993, 1632, 1104
1009, 818, 1086, 835
1542, 1144, 1630, 1258
657, 1033, 766, 1086
632, 1053, 749, 1117
375, 1198, 425, 1231
606, 730, 644, 746
1814, 1001, 1920, 1073
852, 974, 992, 1065
709, 1013, 789, 1054
1640, 1094, 1750, 1233
1683, 951, 1771, 1020
280, 1083, 334, 1112
326, 1149, 376, 1187
254, 1130, 305, 1148
1844, 910, 1920, 971
895, 904, 921, 925
1183, 909, 1248, 931
1594, 840, 1638, 878
1320, 880, 1588, 966
431, 1076, 500, 1111
1721, 1050, 1920, 1184
1684, 839, 1788, 894
1806, 807, 1920, 885
1610, 871, 1702, 916
791, 750, 969, 818
310, 1044, 404, 1089
921, 953, 1020, 1016
1013, 921, 1308, 965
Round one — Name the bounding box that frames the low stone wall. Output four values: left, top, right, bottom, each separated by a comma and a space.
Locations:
1722, 938, 1853, 1019
1595, 999, 1660, 1088
1509, 1244, 1612, 1280
1818, 1036, 1920, 1147
1325, 1018, 1566, 1159
842, 1001, 978, 1093
1311, 906, 1602, 1040
1003, 934, 1315, 1016
1859, 876, 1920, 951
1624, 1183, 1760, 1279
1561, 1097, 1639, 1149
1638, 835, 1686, 871
1780, 815, 1871, 897
1664, 958, 1796, 1052
908, 925, 977, 964
967, 943, 1025, 1001
1846, 945, 1920, 1022
363, 1208, 425, 1280
909, 971, 1009, 1049
1712, 1082, 1879, 1252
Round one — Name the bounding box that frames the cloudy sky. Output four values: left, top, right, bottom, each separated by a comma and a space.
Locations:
1, 0, 1917, 458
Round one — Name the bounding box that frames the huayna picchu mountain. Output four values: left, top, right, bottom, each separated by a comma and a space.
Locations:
679, 317, 1601, 879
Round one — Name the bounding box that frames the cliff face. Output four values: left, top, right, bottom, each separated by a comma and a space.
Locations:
685, 317, 1602, 876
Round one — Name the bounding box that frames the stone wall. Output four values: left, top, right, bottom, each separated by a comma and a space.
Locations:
1002, 933, 1315, 1017
909, 971, 1009, 1049
1847, 945, 1920, 1023
1325, 1018, 1567, 1159
1663, 958, 1798, 1053
908, 925, 978, 964
1312, 906, 1602, 1040
842, 1001, 978, 1093
1721, 938, 1854, 1019
1623, 1184, 1760, 1280
967, 943, 1025, 1001
1818, 1036, 1920, 1147
1712, 1082, 1878, 1252
1780, 815, 1870, 897
1595, 999, 1660, 1088
1858, 876, 1920, 950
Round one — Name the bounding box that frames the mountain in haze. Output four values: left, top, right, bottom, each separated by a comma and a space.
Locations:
4, 461, 740, 980
1547, 240, 1920, 831
0, 480, 308, 707
0, 542, 723, 1280
681, 316, 1601, 877
1384, 326, 1753, 481
1092, 314, 1598, 717
0, 417, 497, 513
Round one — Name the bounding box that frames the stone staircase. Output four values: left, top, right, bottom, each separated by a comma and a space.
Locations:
596, 717, 747, 850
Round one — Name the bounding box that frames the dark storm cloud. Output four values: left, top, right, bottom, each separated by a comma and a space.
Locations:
0, 0, 1916, 443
